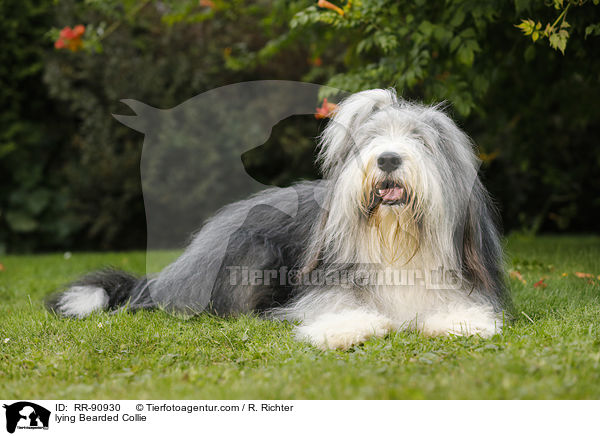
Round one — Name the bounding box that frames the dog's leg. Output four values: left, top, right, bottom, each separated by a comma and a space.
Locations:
418, 304, 502, 338
295, 309, 394, 350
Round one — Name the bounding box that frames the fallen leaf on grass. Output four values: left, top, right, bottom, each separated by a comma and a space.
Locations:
574, 272, 598, 284
509, 270, 526, 284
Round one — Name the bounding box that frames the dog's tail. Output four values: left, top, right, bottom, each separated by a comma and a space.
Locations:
45, 269, 155, 318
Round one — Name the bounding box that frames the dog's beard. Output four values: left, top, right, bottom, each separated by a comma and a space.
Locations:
360, 176, 422, 265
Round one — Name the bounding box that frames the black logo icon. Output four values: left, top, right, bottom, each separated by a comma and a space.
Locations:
3, 402, 50, 433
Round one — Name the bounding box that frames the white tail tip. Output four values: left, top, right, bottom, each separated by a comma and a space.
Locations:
56, 286, 109, 318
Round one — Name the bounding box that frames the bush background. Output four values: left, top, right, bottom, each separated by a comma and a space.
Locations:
1, 0, 599, 253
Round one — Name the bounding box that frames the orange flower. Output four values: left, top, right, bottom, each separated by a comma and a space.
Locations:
59, 27, 74, 39
55, 25, 85, 52
200, 0, 215, 8
317, 0, 344, 16
0, 263, 4, 272
67, 38, 83, 51
315, 98, 338, 119
309, 56, 323, 66
574, 272, 594, 279
72, 24, 85, 37
533, 278, 547, 288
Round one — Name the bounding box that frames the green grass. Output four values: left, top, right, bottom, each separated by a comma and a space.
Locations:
1, 235, 600, 399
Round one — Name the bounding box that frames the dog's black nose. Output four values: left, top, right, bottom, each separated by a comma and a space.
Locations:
377, 152, 402, 173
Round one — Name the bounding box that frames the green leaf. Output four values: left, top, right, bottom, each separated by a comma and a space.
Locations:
585, 23, 600, 38
549, 29, 568, 54
516, 19, 535, 35
25, 189, 51, 215
418, 20, 434, 37
460, 27, 476, 39
450, 10, 465, 28
450, 35, 461, 52
473, 75, 489, 95
524, 45, 536, 62
0, 142, 16, 159
457, 45, 474, 66
5, 211, 38, 233
514, 0, 533, 13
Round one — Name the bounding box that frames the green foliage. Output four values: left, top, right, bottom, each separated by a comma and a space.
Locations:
240, 0, 600, 233
2, 0, 599, 252
516, 0, 600, 54
2, 0, 315, 252
279, 0, 505, 117
0, 0, 75, 253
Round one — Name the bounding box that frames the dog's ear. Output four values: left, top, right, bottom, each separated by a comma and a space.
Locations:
460, 181, 510, 311
318, 89, 397, 177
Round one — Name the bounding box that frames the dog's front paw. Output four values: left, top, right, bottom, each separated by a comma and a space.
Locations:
295, 310, 394, 350
419, 306, 502, 338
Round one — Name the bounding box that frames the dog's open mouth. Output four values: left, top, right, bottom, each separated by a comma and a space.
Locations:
366, 180, 409, 215
375, 180, 407, 205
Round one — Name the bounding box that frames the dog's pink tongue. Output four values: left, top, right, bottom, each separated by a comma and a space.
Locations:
380, 187, 403, 202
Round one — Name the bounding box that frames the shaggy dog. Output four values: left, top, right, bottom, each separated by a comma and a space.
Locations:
47, 89, 511, 350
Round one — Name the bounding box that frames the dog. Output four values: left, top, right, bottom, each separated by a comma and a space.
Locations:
47, 89, 511, 350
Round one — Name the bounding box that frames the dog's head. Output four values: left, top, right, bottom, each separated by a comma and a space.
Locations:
315, 89, 494, 272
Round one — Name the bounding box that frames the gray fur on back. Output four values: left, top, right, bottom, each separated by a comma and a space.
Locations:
149, 181, 324, 315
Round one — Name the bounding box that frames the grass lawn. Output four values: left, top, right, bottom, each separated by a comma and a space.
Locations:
1, 235, 600, 399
